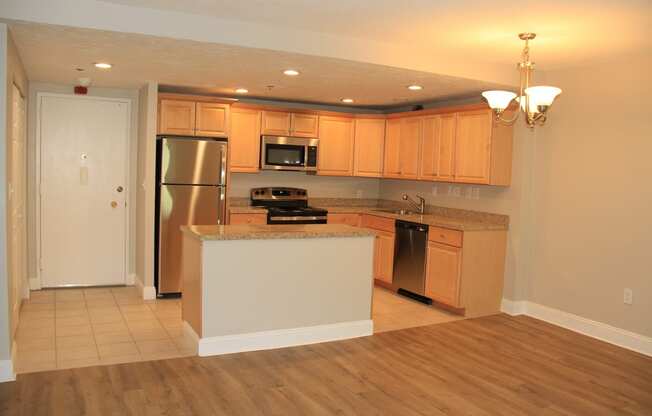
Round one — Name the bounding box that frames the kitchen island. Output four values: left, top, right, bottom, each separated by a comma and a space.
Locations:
180, 224, 376, 356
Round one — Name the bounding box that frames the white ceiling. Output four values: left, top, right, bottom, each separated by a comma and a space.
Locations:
7, 21, 507, 107
102, 0, 652, 69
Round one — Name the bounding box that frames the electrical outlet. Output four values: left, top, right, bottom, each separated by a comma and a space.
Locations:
465, 187, 473, 199
432, 185, 438, 196
447, 185, 454, 196
452, 186, 461, 197
624, 288, 633, 305
472, 187, 480, 200
356, 190, 363, 198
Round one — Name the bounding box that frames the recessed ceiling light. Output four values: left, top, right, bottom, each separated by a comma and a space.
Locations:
407, 84, 423, 91
94, 62, 112, 69
341, 98, 354, 103
234, 88, 249, 94
283, 69, 300, 76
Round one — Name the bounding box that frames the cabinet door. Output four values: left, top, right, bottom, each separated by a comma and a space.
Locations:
229, 213, 267, 225
383, 118, 402, 178
375, 231, 395, 284
159, 100, 196, 135
291, 113, 319, 137
353, 118, 385, 177
425, 241, 462, 307
399, 117, 422, 179
419, 115, 440, 180
261, 111, 291, 136
317, 116, 355, 176
437, 114, 457, 181
229, 108, 261, 173
454, 110, 492, 184
196, 102, 229, 137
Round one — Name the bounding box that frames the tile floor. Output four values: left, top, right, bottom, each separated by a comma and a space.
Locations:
14, 285, 461, 374
14, 286, 195, 374
372, 286, 463, 332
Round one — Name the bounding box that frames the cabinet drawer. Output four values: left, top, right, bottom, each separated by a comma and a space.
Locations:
229, 213, 267, 225
360, 214, 395, 233
428, 226, 462, 247
327, 213, 361, 227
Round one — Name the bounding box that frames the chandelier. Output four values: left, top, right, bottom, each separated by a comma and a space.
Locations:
482, 33, 561, 128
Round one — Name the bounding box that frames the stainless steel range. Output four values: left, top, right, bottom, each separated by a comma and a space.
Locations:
250, 187, 327, 224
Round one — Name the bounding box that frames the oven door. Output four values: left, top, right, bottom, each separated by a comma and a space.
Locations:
260, 136, 318, 171
267, 215, 328, 225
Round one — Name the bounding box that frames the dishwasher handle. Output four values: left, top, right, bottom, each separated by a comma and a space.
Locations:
395, 220, 428, 233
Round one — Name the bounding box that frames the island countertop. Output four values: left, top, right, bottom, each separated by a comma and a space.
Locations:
182, 223, 377, 241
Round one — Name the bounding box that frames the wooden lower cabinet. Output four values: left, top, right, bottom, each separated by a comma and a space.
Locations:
424, 242, 462, 307
374, 231, 395, 284
229, 213, 267, 225
327, 213, 361, 227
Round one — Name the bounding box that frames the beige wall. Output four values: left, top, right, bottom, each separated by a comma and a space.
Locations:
379, 122, 537, 301
530, 53, 652, 337
230, 171, 381, 199
26, 83, 140, 286
135, 82, 157, 290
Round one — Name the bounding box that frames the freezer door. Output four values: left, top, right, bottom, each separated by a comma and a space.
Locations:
158, 184, 225, 294
160, 137, 227, 185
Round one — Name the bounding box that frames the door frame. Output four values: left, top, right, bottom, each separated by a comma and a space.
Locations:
35, 92, 132, 288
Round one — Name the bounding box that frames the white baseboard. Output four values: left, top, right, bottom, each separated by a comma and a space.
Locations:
134, 276, 156, 300
0, 360, 15, 383
198, 320, 374, 357
28, 277, 41, 291
501, 299, 651, 357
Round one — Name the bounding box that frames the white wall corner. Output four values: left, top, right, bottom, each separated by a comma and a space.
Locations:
500, 298, 527, 316
28, 276, 41, 291
504, 300, 652, 357
197, 320, 374, 357
126, 273, 136, 286
0, 360, 15, 383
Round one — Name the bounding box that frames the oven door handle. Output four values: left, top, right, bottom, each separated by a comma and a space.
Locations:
268, 215, 327, 221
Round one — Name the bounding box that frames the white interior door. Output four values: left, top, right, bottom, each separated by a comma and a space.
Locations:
39, 94, 130, 287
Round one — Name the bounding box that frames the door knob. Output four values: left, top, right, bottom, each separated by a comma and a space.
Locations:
116, 186, 124, 193
111, 201, 118, 208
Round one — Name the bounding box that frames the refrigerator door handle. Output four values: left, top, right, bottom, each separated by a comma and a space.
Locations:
219, 146, 227, 186
218, 186, 226, 225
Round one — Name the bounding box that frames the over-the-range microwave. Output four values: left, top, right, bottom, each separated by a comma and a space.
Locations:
260, 136, 319, 172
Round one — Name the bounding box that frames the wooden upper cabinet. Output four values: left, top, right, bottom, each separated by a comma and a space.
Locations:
291, 113, 319, 137
261, 111, 292, 135
196, 102, 229, 138
425, 241, 462, 307
420, 114, 456, 181
399, 117, 422, 179
318, 116, 355, 176
454, 109, 493, 184
353, 118, 385, 177
229, 108, 261, 173
261, 111, 319, 137
383, 118, 402, 178
159, 99, 196, 136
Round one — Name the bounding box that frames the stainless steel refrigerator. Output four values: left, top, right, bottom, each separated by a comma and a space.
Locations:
155, 137, 227, 296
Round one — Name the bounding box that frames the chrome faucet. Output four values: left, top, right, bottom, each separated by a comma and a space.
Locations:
402, 193, 426, 215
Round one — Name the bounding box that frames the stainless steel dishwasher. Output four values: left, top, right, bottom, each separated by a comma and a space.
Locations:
393, 220, 431, 303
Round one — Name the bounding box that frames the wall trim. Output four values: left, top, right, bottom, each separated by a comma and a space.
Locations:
134, 276, 156, 300
0, 360, 15, 383
126, 273, 136, 286
197, 320, 373, 357
501, 299, 651, 357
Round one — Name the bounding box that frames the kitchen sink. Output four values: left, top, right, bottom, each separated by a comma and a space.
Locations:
372, 208, 415, 216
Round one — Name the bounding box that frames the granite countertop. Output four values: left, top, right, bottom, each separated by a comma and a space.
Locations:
182, 224, 377, 241
322, 207, 507, 231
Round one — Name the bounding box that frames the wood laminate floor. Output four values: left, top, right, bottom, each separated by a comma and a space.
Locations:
1, 314, 650, 415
